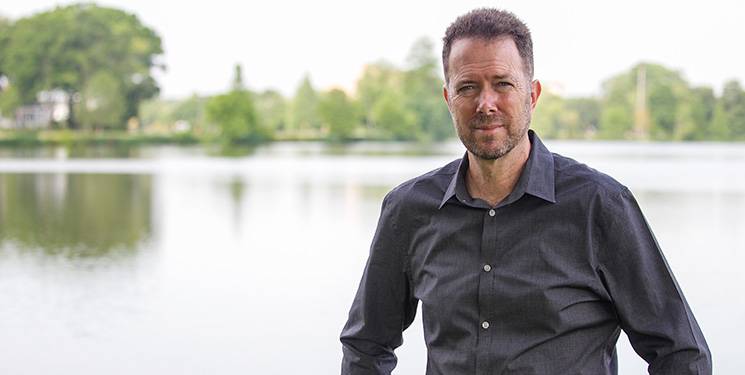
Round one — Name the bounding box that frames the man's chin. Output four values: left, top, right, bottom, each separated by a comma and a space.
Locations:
471, 133, 527, 160
470, 145, 511, 160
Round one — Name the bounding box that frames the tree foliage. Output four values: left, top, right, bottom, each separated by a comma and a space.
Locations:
0, 16, 11, 75
254, 90, 288, 132
357, 60, 400, 132
0, 4, 163, 129
206, 90, 264, 143
370, 90, 418, 140
76, 70, 126, 130
318, 88, 358, 140
206, 64, 266, 143
170, 94, 208, 131
288, 74, 320, 132
352, 38, 452, 141
711, 80, 745, 140
532, 92, 581, 139
129, 34, 745, 143
598, 63, 702, 140
401, 37, 452, 141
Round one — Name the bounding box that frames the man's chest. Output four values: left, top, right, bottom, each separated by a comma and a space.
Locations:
406, 203, 613, 333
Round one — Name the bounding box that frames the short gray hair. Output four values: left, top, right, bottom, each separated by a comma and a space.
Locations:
442, 8, 534, 82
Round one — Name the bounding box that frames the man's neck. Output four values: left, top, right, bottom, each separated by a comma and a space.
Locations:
465, 134, 531, 207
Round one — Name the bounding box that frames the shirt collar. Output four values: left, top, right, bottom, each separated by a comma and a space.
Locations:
439, 129, 556, 209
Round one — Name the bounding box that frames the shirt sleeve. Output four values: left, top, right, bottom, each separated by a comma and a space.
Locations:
340, 192, 419, 375
596, 187, 712, 374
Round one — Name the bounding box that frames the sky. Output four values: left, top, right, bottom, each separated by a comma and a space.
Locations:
2, 0, 744, 100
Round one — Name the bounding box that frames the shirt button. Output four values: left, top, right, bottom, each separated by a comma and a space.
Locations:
481, 321, 490, 329
488, 209, 496, 217
483, 264, 492, 272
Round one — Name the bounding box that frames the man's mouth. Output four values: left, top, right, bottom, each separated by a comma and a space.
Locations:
474, 123, 504, 130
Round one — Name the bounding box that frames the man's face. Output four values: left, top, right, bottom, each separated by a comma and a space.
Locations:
443, 36, 541, 160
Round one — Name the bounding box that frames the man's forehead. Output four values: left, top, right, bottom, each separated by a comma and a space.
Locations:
449, 35, 520, 59
448, 36, 524, 77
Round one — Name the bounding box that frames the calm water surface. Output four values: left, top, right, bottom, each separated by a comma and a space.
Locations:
0, 140, 743, 374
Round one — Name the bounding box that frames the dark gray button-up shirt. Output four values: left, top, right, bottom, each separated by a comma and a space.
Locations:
340, 130, 711, 374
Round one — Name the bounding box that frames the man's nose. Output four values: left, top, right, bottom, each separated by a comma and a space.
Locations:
476, 88, 498, 114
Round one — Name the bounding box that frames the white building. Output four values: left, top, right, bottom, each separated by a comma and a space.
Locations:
14, 90, 70, 129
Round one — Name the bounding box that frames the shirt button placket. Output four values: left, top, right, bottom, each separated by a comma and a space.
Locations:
476, 207, 497, 375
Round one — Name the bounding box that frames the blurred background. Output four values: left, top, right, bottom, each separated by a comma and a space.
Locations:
0, 1, 743, 374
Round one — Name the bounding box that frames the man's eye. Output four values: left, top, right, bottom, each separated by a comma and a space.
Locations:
498, 81, 513, 87
457, 85, 476, 93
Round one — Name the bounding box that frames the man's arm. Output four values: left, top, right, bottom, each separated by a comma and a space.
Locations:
340, 193, 419, 375
597, 187, 712, 374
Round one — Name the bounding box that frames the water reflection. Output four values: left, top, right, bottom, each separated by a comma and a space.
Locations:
0, 141, 743, 374
0, 173, 153, 257
0, 144, 142, 159
226, 176, 246, 235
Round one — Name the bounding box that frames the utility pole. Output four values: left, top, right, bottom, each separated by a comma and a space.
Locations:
633, 64, 650, 140
232, 63, 245, 91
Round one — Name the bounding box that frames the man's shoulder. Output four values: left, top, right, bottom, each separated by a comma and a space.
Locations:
383, 158, 460, 208
551, 152, 629, 198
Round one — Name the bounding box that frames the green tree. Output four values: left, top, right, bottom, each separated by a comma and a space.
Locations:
532, 92, 580, 139
288, 73, 320, 133
710, 80, 745, 140
0, 16, 18, 117
138, 98, 177, 129
647, 84, 678, 139
0, 85, 21, 119
677, 87, 715, 140
599, 105, 633, 139
371, 90, 418, 140
206, 64, 265, 143
0, 4, 163, 129
0, 16, 11, 75
402, 37, 452, 141
598, 63, 690, 140
318, 88, 358, 141
566, 97, 601, 137
170, 94, 208, 133
206, 91, 263, 142
254, 89, 287, 132
356, 60, 401, 132
598, 66, 638, 139
76, 70, 126, 130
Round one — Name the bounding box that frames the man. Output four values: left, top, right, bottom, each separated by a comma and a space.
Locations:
340, 8, 711, 375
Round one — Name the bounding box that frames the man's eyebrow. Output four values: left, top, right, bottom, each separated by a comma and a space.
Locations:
455, 73, 516, 82
492, 74, 516, 80
454, 78, 477, 84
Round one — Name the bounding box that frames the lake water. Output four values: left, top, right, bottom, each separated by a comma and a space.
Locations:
1, 140, 743, 374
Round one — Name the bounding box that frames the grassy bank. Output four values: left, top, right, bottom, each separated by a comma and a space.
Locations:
0, 129, 386, 147
0, 130, 201, 147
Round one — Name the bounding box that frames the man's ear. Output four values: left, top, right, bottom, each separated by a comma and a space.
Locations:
530, 80, 542, 111
443, 84, 451, 110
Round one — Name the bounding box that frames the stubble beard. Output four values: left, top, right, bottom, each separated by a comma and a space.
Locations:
455, 96, 532, 161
